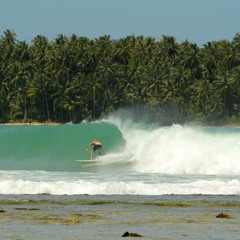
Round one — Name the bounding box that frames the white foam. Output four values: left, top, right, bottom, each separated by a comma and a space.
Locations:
105, 116, 240, 175
1, 171, 240, 195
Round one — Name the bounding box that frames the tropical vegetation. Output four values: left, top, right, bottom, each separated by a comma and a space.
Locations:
0, 29, 240, 125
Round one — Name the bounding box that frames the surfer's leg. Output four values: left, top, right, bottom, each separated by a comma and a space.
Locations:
95, 145, 101, 155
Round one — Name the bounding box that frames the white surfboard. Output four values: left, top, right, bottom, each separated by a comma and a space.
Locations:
75, 160, 99, 163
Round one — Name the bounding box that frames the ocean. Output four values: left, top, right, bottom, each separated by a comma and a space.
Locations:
1, 115, 240, 239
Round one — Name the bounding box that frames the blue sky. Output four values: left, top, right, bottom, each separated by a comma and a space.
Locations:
1, 0, 240, 46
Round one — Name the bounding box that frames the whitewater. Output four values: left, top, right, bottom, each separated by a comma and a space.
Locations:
1, 114, 240, 196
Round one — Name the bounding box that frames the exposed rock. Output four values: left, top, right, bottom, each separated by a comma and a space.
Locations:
0, 209, 6, 213
216, 212, 231, 218
122, 231, 142, 237
15, 208, 40, 211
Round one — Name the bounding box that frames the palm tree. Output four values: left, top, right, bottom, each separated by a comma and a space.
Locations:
228, 67, 240, 116
214, 70, 233, 117
160, 74, 179, 103
191, 79, 213, 114
161, 35, 179, 63
30, 35, 52, 121
7, 40, 32, 121
201, 41, 221, 81
83, 73, 103, 119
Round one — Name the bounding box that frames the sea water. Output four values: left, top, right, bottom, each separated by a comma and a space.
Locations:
1, 115, 240, 239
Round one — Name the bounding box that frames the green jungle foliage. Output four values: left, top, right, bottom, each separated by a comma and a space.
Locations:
0, 30, 240, 125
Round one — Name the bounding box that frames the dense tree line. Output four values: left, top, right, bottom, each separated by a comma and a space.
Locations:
0, 29, 240, 125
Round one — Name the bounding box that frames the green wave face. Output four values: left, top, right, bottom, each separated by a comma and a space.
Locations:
0, 122, 124, 172
1, 118, 240, 174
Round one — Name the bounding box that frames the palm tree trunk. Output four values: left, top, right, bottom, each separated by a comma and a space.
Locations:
23, 95, 27, 121
93, 86, 96, 119
44, 88, 51, 121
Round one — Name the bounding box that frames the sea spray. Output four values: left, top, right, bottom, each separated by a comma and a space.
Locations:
105, 115, 240, 175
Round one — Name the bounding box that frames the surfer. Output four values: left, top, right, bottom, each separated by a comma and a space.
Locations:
86, 139, 105, 160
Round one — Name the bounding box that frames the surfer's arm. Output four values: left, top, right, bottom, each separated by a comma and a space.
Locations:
86, 142, 93, 151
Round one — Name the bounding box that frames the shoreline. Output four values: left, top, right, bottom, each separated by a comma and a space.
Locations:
0, 122, 62, 126
1, 122, 240, 128
221, 124, 240, 128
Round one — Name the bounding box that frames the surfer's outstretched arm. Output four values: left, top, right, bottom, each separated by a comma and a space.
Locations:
86, 141, 94, 151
